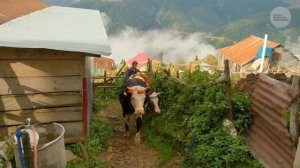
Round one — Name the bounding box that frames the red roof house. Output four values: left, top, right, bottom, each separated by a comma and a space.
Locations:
217, 35, 280, 72
127, 53, 152, 70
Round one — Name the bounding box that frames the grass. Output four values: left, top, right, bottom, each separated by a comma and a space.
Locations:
142, 115, 174, 167
93, 86, 120, 112
67, 86, 118, 168
66, 116, 113, 168
231, 73, 242, 81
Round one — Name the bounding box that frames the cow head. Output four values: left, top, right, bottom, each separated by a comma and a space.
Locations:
125, 86, 147, 115
147, 91, 162, 114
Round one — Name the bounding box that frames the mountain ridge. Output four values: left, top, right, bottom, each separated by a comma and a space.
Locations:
42, 0, 299, 48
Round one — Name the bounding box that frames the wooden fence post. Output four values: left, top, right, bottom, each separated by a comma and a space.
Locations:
92, 78, 95, 101
147, 58, 152, 73
290, 75, 299, 147
104, 71, 107, 96
224, 60, 233, 121
167, 68, 171, 77
176, 70, 179, 79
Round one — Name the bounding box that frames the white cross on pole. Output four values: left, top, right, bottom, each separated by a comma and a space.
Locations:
259, 34, 268, 73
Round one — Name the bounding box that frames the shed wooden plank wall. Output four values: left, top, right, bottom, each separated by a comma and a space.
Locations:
0, 48, 85, 143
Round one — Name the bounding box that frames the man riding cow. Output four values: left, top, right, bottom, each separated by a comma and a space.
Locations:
125, 61, 140, 80
119, 61, 161, 144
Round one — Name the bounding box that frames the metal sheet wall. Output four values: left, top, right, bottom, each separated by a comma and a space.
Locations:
247, 74, 298, 168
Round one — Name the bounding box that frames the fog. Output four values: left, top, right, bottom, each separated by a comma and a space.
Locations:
108, 27, 217, 64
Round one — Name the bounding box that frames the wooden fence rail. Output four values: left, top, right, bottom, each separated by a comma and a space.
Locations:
92, 71, 125, 98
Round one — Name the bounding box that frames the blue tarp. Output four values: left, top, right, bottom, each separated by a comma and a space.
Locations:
255, 46, 273, 60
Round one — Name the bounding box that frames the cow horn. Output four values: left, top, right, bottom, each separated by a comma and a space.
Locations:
157, 92, 163, 95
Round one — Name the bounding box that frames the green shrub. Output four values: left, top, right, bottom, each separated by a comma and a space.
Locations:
145, 70, 263, 168
232, 93, 252, 133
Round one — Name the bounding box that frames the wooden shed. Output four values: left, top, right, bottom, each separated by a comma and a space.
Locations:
0, 6, 111, 143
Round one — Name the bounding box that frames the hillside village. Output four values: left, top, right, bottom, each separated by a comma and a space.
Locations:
0, 0, 300, 168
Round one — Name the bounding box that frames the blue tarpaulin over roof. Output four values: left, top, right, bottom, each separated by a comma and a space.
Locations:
255, 46, 273, 60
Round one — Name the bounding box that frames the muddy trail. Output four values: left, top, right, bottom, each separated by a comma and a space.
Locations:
98, 100, 181, 168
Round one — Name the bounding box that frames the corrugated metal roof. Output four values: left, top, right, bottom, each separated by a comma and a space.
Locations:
0, 0, 47, 24
246, 74, 298, 168
127, 53, 152, 69
218, 35, 280, 65
0, 6, 111, 56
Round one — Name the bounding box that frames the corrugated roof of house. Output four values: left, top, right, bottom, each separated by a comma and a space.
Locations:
0, 6, 111, 56
218, 35, 280, 65
0, 0, 47, 24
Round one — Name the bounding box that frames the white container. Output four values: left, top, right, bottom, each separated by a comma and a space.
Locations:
13, 123, 66, 168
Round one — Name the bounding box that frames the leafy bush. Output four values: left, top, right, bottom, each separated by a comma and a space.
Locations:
146, 70, 263, 168
232, 94, 252, 133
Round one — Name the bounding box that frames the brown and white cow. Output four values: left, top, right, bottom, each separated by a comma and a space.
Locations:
119, 74, 161, 144
145, 91, 162, 114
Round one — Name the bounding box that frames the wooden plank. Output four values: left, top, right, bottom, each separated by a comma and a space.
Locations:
61, 122, 84, 143
0, 47, 85, 60
0, 122, 84, 144
0, 76, 82, 95
0, 60, 82, 77
224, 60, 233, 121
0, 106, 82, 126
0, 92, 82, 112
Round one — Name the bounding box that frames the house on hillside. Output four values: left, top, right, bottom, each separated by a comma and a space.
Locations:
217, 35, 299, 74
127, 53, 153, 71
0, 3, 111, 143
188, 55, 217, 73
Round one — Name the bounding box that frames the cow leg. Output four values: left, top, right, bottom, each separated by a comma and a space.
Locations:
135, 117, 142, 145
124, 114, 130, 138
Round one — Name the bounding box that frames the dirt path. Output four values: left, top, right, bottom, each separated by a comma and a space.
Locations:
98, 100, 162, 168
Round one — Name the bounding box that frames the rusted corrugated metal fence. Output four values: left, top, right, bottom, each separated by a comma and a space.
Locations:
247, 74, 298, 168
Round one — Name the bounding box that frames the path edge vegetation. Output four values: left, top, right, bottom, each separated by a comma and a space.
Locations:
66, 88, 116, 168
142, 70, 263, 168
67, 70, 264, 168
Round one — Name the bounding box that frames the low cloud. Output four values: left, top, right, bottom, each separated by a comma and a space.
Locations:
101, 12, 111, 29
108, 27, 217, 64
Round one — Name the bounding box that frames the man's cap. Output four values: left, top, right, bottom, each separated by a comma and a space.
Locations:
132, 61, 138, 65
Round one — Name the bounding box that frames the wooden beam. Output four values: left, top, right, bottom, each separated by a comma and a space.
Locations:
224, 60, 233, 121
62, 122, 84, 144
0, 60, 82, 77
0, 92, 82, 111
0, 47, 84, 60
0, 76, 82, 95
290, 75, 299, 147
115, 62, 126, 76
0, 106, 82, 126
